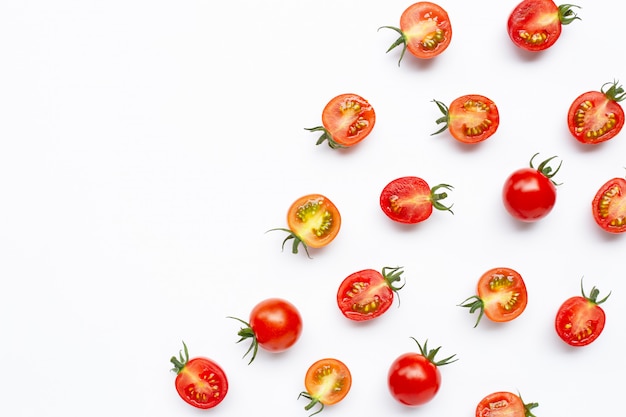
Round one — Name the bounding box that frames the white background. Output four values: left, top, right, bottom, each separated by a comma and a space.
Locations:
1, 1, 624, 416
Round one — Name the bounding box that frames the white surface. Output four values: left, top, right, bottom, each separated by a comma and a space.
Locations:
1, 1, 624, 416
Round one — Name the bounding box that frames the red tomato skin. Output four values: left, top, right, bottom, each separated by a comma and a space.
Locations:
400, 2, 452, 59
475, 391, 526, 417
502, 168, 556, 222
250, 298, 303, 352
337, 269, 394, 321
567, 91, 625, 144
592, 177, 626, 233
380, 177, 433, 224
555, 296, 606, 347
388, 353, 441, 406
175, 358, 228, 409
507, 0, 561, 51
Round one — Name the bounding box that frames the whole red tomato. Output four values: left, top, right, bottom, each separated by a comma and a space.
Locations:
229, 298, 303, 363
502, 153, 562, 222
387, 338, 457, 406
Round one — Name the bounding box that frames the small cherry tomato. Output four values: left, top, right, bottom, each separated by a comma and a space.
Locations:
502, 153, 562, 222
170, 342, 228, 409
507, 0, 580, 52
268, 194, 341, 257
431, 95, 500, 144
459, 267, 528, 327
475, 391, 539, 417
555, 279, 610, 347
299, 358, 352, 416
229, 298, 303, 364
592, 176, 626, 233
567, 81, 625, 144
337, 266, 405, 321
305, 93, 376, 149
387, 338, 457, 407
379, 2, 452, 65
380, 176, 453, 224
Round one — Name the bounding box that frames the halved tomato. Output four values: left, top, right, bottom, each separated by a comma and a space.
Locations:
459, 267, 528, 327
432, 95, 500, 144
337, 266, 405, 321
567, 81, 625, 144
299, 358, 352, 415
379, 176, 453, 224
475, 391, 539, 417
592, 176, 626, 233
380, 2, 452, 65
268, 194, 341, 257
305, 93, 376, 148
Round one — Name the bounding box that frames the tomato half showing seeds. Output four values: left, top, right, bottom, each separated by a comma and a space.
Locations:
337, 266, 405, 322
592, 176, 626, 233
229, 298, 303, 364
299, 358, 352, 416
432, 95, 500, 143
305, 93, 376, 149
380, 176, 453, 224
475, 391, 539, 417
379, 1, 452, 65
387, 338, 457, 407
502, 153, 562, 222
567, 81, 625, 144
268, 194, 341, 257
507, 0, 580, 52
555, 279, 611, 347
459, 267, 528, 327
170, 342, 228, 409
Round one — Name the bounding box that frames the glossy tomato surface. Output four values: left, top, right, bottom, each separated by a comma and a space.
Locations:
460, 267, 528, 327
286, 194, 341, 249
567, 82, 625, 144
170, 343, 228, 409
507, 0, 580, 51
380, 176, 453, 224
555, 282, 610, 347
432, 95, 500, 143
337, 267, 405, 321
307, 93, 375, 148
476, 391, 538, 417
250, 298, 303, 352
300, 358, 352, 414
592, 177, 626, 233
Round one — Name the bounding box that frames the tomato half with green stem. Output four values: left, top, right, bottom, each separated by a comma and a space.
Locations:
170, 342, 228, 409
567, 80, 625, 144
476, 391, 539, 417
379, 2, 452, 65
337, 266, 405, 322
305, 93, 375, 149
502, 153, 562, 222
592, 175, 626, 234
507, 0, 580, 52
431, 95, 500, 144
380, 176, 453, 224
459, 267, 528, 327
388, 338, 457, 406
299, 358, 352, 416
555, 278, 611, 347
228, 298, 303, 364
268, 194, 341, 257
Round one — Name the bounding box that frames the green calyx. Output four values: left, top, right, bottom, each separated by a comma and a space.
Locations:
518, 392, 539, 417
602, 80, 626, 103
298, 392, 324, 417
458, 295, 485, 328
431, 99, 450, 136
382, 266, 406, 307
266, 227, 312, 259
558, 4, 581, 25
580, 277, 611, 305
410, 337, 458, 367
170, 341, 190, 374
530, 153, 563, 185
227, 316, 259, 365
430, 183, 454, 214
378, 25, 408, 67
304, 126, 346, 149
